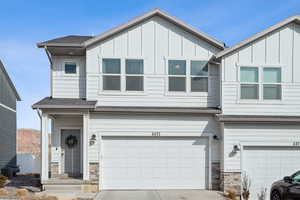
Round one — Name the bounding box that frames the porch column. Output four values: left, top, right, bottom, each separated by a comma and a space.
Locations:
83, 113, 89, 180
41, 113, 49, 181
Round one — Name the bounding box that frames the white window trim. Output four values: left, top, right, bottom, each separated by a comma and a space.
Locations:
63, 61, 79, 76
164, 57, 209, 97
98, 57, 147, 96
236, 63, 284, 104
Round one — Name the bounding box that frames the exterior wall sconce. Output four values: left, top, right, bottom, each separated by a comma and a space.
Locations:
213, 135, 220, 140
89, 134, 97, 146
233, 144, 241, 153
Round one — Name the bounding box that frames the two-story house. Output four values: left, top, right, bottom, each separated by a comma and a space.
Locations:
0, 59, 21, 174
32, 8, 300, 197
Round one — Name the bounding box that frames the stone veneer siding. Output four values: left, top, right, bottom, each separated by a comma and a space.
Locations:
50, 162, 59, 178
89, 162, 99, 182
211, 162, 221, 190
221, 171, 241, 193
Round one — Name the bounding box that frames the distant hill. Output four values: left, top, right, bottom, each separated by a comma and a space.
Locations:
17, 128, 40, 157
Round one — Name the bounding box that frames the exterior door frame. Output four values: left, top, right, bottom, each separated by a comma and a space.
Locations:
59, 127, 83, 175
99, 135, 212, 190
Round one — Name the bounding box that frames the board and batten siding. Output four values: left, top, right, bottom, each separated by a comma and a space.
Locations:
223, 123, 300, 172
0, 66, 16, 110
0, 106, 17, 169
0, 66, 17, 169
88, 113, 221, 163
222, 22, 300, 115
86, 16, 221, 108
52, 56, 86, 99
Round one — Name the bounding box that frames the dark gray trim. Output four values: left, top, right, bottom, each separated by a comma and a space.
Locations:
93, 106, 221, 114
32, 97, 97, 109
0, 60, 21, 101
217, 114, 300, 122
37, 35, 93, 48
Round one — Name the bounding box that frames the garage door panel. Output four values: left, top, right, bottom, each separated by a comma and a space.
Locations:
102, 137, 208, 189
243, 146, 300, 199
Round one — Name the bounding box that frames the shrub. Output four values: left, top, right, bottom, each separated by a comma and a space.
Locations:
227, 188, 237, 200
0, 174, 8, 188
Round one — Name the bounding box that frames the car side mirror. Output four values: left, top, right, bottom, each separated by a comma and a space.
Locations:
284, 176, 292, 183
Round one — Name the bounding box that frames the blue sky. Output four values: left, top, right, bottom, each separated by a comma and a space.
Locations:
0, 0, 299, 129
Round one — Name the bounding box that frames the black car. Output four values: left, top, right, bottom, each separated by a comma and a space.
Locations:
270, 171, 300, 200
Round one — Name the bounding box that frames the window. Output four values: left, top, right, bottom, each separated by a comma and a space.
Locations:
191, 61, 208, 92
64, 62, 77, 74
168, 60, 186, 92
240, 67, 259, 99
240, 66, 282, 100
126, 59, 144, 91
263, 68, 281, 100
102, 59, 121, 91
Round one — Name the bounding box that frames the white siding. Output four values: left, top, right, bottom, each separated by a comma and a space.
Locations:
89, 113, 221, 163
223, 123, 300, 172
222, 23, 300, 115
86, 16, 221, 108
52, 56, 86, 98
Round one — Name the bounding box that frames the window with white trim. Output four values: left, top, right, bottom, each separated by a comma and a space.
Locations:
190, 61, 208, 92
64, 62, 77, 74
240, 66, 282, 100
126, 59, 144, 91
168, 60, 186, 92
263, 67, 281, 100
102, 58, 121, 91
240, 66, 259, 99
168, 60, 209, 92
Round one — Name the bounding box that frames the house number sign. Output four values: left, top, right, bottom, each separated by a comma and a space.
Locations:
152, 131, 161, 136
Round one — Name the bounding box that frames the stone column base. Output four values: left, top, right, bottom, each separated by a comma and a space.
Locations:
89, 162, 99, 182
211, 162, 221, 190
50, 162, 59, 178
221, 171, 241, 193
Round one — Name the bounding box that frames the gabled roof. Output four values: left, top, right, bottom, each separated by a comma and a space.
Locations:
84, 8, 225, 49
37, 35, 93, 48
216, 15, 300, 58
0, 60, 21, 101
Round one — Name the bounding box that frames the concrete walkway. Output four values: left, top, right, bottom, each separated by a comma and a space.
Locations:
96, 190, 224, 200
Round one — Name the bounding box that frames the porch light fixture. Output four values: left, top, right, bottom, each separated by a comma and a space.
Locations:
233, 145, 241, 153
89, 134, 97, 146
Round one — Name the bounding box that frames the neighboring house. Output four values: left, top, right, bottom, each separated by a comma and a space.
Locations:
17, 129, 40, 174
0, 59, 21, 173
32, 8, 300, 196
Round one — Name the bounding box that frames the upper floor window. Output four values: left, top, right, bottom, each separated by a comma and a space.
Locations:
126, 59, 144, 91
102, 59, 121, 91
64, 62, 77, 74
168, 60, 186, 92
263, 68, 281, 100
240, 66, 282, 100
168, 60, 208, 92
191, 61, 208, 92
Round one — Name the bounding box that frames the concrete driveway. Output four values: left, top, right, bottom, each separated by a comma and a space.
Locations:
96, 190, 224, 200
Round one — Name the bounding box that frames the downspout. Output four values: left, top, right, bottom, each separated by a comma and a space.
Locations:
44, 46, 53, 98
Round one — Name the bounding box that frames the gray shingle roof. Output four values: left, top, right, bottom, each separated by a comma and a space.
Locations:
32, 97, 97, 109
37, 35, 93, 48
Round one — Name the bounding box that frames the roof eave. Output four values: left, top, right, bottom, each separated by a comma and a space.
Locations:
84, 8, 225, 50
37, 43, 85, 48
216, 15, 300, 58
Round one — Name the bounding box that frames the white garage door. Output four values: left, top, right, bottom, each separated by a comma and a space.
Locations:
243, 146, 300, 199
101, 137, 208, 190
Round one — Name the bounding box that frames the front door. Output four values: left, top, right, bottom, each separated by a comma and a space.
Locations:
61, 129, 81, 178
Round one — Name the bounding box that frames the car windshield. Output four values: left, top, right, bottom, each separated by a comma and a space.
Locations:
292, 172, 300, 183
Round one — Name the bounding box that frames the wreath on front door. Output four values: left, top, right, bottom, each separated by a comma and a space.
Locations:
65, 135, 78, 148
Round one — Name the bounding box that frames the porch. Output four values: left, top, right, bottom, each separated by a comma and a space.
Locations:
32, 97, 98, 189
